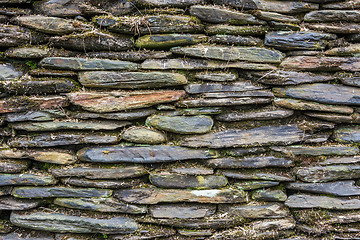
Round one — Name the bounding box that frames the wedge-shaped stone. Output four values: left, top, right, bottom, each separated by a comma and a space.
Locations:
205, 156, 293, 168
14, 15, 88, 34
274, 84, 360, 105
78, 71, 187, 89
114, 188, 247, 204
52, 166, 147, 179
326, 44, 360, 56
171, 46, 284, 63
306, 23, 360, 34
218, 203, 289, 219
206, 25, 269, 36
0, 64, 22, 81
135, 34, 207, 49
271, 145, 359, 156
146, 115, 213, 134
122, 127, 166, 144
334, 126, 360, 143
216, 108, 293, 121
265, 31, 336, 50
252, 189, 287, 202
9, 120, 130, 132
0, 159, 30, 173
304, 10, 360, 22
213, 0, 319, 13
222, 170, 295, 181
40, 57, 138, 71
296, 165, 360, 183
178, 97, 273, 107
12, 187, 112, 198
67, 90, 185, 112
70, 108, 156, 121
286, 180, 360, 196
254, 11, 300, 23
8, 132, 118, 147
190, 5, 265, 24
0, 196, 42, 210
10, 211, 137, 233
281, 56, 360, 71
149, 204, 216, 218
78, 145, 217, 163
150, 174, 227, 189
181, 124, 306, 148
184, 82, 265, 94
0, 174, 56, 186
286, 194, 360, 209
54, 197, 146, 214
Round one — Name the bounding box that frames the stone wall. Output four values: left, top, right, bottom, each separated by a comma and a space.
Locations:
0, 0, 360, 239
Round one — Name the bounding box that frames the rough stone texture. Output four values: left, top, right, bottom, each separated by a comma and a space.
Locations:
12, 187, 112, 198
271, 145, 359, 156
122, 127, 166, 144
216, 108, 293, 121
304, 10, 360, 22
218, 203, 290, 219
0, 159, 30, 173
252, 189, 288, 202
0, 64, 23, 81
0, 196, 43, 210
286, 180, 360, 196
150, 174, 228, 189
149, 204, 216, 218
0, 174, 57, 186
296, 165, 360, 183
334, 126, 360, 143
204, 156, 293, 168
135, 34, 208, 49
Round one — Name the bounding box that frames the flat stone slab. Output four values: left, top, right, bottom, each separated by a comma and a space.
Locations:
6, 110, 65, 122
0, 196, 43, 210
306, 22, 360, 34
305, 112, 360, 123
218, 203, 290, 219
135, 0, 203, 7
67, 90, 185, 112
0, 64, 22, 81
252, 189, 287, 202
54, 197, 146, 214
78, 71, 187, 89
205, 156, 293, 168
235, 181, 279, 190
146, 115, 213, 134
60, 178, 141, 189
296, 165, 360, 183
184, 82, 265, 94
171, 46, 284, 63
0, 159, 30, 173
114, 188, 247, 204
334, 126, 360, 143
195, 72, 237, 82
178, 97, 273, 107
222, 170, 295, 181
209, 34, 262, 46
52, 166, 147, 179
216, 108, 293, 121
320, 156, 360, 166
135, 34, 207, 49
323, 1, 360, 9
206, 24, 269, 36
170, 167, 214, 175
122, 127, 166, 144
70, 108, 156, 121
180, 124, 306, 148
0, 24, 32, 48
326, 43, 360, 56
5, 46, 49, 59
286, 180, 360, 196
150, 174, 228, 189
78, 145, 217, 163
0, 232, 54, 240
254, 10, 301, 23
40, 57, 138, 71
304, 10, 360, 22
271, 145, 359, 156
10, 211, 137, 234
149, 204, 216, 218
285, 194, 360, 209
12, 187, 112, 198
0, 174, 57, 186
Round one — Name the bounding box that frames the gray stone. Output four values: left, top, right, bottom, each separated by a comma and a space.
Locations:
195, 72, 237, 82
10, 211, 137, 234
222, 170, 294, 181
205, 156, 293, 168
170, 167, 214, 175
225, 147, 267, 157
70, 108, 156, 121
178, 97, 273, 107
234, 181, 279, 190
285, 194, 360, 209
286, 180, 360, 196
218, 203, 290, 219
206, 24, 269, 36
252, 189, 287, 202
150, 174, 228, 189
0, 159, 30, 173
178, 230, 213, 237
84, 0, 134, 16
334, 126, 360, 143
54, 197, 146, 213
78, 145, 217, 163
216, 108, 293, 121
146, 115, 213, 134
184, 82, 265, 94
305, 23, 360, 34
271, 145, 359, 156
0, 64, 22, 81
254, 11, 300, 23
0, 232, 54, 240
0, 196, 43, 210
60, 178, 141, 189
209, 35, 262, 46
135, 34, 207, 49
12, 187, 112, 198
149, 204, 216, 218
0, 174, 57, 186
326, 44, 360, 56
135, 0, 203, 7
34, 0, 82, 17
304, 10, 360, 22
202, 90, 274, 98
281, 57, 360, 72
112, 224, 176, 240
320, 156, 360, 166
305, 112, 360, 123
296, 165, 360, 183
85, 51, 171, 62
323, 0, 360, 10
0, 24, 31, 47
6, 110, 66, 122
122, 127, 166, 144
168, 107, 223, 116
5, 46, 49, 59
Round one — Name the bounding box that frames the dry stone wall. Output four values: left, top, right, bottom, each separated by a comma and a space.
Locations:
0, 0, 360, 239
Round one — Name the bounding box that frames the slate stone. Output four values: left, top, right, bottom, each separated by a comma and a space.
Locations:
265, 31, 336, 50
305, 112, 360, 123
209, 35, 262, 46
84, 0, 134, 16
65, 179, 142, 190
286, 180, 360, 197
326, 44, 360, 56
146, 115, 213, 134
6, 110, 66, 122
216, 108, 293, 121
78, 71, 187, 89
171, 46, 284, 63
189, 5, 265, 25
40, 57, 138, 71
181, 124, 306, 148
52, 166, 147, 179
67, 90, 185, 112
296, 165, 360, 183
271, 145, 359, 156
195, 72, 237, 82
0, 174, 57, 186
54, 197, 146, 214
201, 90, 274, 98
113, 224, 176, 240
206, 25, 269, 36
222, 170, 295, 181
304, 10, 360, 22
8, 132, 119, 148
12, 187, 112, 198
0, 24, 32, 47
70, 108, 156, 121
334, 126, 360, 143
178, 230, 213, 237
150, 174, 228, 189
177, 97, 273, 107
78, 145, 217, 163
34, 0, 82, 17
0, 159, 30, 173
225, 147, 267, 157
135, 0, 203, 7
83, 51, 171, 62
122, 127, 166, 144
184, 82, 265, 94
218, 203, 290, 219
5, 46, 49, 58
149, 204, 216, 218
252, 189, 287, 202
10, 211, 137, 234
50, 32, 134, 52
323, 0, 360, 10
0, 196, 42, 210
281, 57, 360, 72
305, 23, 360, 34
254, 11, 300, 23
320, 156, 360, 166
235, 181, 279, 190
168, 107, 223, 116
114, 188, 247, 204
285, 194, 360, 209
0, 232, 54, 240
135, 34, 207, 49
170, 167, 214, 175
0, 64, 22, 81
205, 156, 293, 168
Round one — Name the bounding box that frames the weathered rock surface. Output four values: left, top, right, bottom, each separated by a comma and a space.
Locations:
85, 50, 171, 61
286, 180, 360, 196
323, 0, 360, 10
0, 196, 43, 210
178, 97, 273, 107
61, 178, 141, 189
195, 72, 237, 82
150, 174, 228, 189
306, 23, 360, 34
5, 46, 49, 59
0, 159, 30, 173
252, 189, 287, 202
149, 204, 216, 218
234, 180, 279, 190
334, 126, 360, 143
204, 156, 293, 168
218, 203, 289, 219
135, 0, 203, 7
296, 165, 360, 183
254, 11, 300, 23
326, 43, 360, 56
209, 34, 262, 46
286, 194, 360, 209
70, 108, 156, 121
320, 156, 360, 166
122, 127, 166, 144
216, 108, 293, 121
222, 170, 294, 181
78, 145, 217, 163
0, 64, 22, 81
184, 82, 265, 94
135, 34, 207, 49
206, 24, 269, 36
12, 187, 112, 198
34, 0, 82, 17
170, 167, 214, 175
0, 232, 54, 240
304, 10, 360, 22
0, 174, 56, 186
6, 110, 63, 122
305, 112, 360, 123
271, 145, 359, 156
0, 24, 32, 47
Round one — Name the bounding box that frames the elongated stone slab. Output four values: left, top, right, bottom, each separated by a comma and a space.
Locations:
306, 112, 360, 123
216, 108, 293, 121
334, 126, 360, 143
12, 187, 112, 198
181, 124, 306, 148
271, 145, 359, 156
320, 156, 360, 166
184, 82, 265, 94
135, 34, 207, 49
286, 180, 360, 196
70, 108, 156, 121
306, 23, 360, 34
195, 72, 237, 82
235, 181, 279, 190
78, 145, 217, 163
280, 56, 360, 72
0, 64, 22, 81
205, 156, 293, 168
149, 204, 216, 218
0, 196, 43, 210
254, 11, 300, 23
206, 25, 269, 36
122, 127, 166, 144
285, 194, 360, 209
10, 212, 137, 234
146, 115, 213, 134
296, 165, 360, 183
0, 159, 30, 173
6, 110, 65, 122
150, 174, 227, 189
209, 35, 262, 46
67, 90, 185, 112
0, 174, 56, 186
171, 46, 284, 63
40, 57, 138, 71
304, 10, 360, 22
135, 0, 203, 7
79, 71, 186, 89
326, 44, 360, 56
252, 189, 287, 202
202, 90, 273, 98
61, 178, 142, 189
218, 203, 290, 219
323, 0, 360, 10
114, 188, 246, 204
178, 97, 272, 107
222, 170, 295, 181
52, 166, 147, 179
54, 198, 146, 214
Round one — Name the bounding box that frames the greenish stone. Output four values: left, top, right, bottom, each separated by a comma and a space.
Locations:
304, 10, 360, 22
12, 187, 112, 198
0, 159, 30, 173
122, 127, 166, 144
149, 204, 216, 218
170, 167, 214, 175
325, 44, 360, 56
84, 50, 171, 62
150, 174, 228, 189
305, 23, 360, 34
168, 107, 223, 116
323, 0, 360, 9
218, 203, 290, 219
334, 126, 360, 143
285, 194, 360, 209
0, 174, 56, 186
178, 230, 213, 237
216, 108, 293, 121
5, 46, 49, 58
252, 189, 287, 202
146, 115, 213, 134
234, 181, 279, 190
6, 110, 66, 122
178, 97, 273, 107
254, 11, 300, 23
0, 64, 22, 81
0, 196, 43, 210
135, 0, 203, 7
296, 165, 360, 183
286, 180, 360, 196
206, 25, 269, 36
135, 34, 207, 49
271, 145, 359, 156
